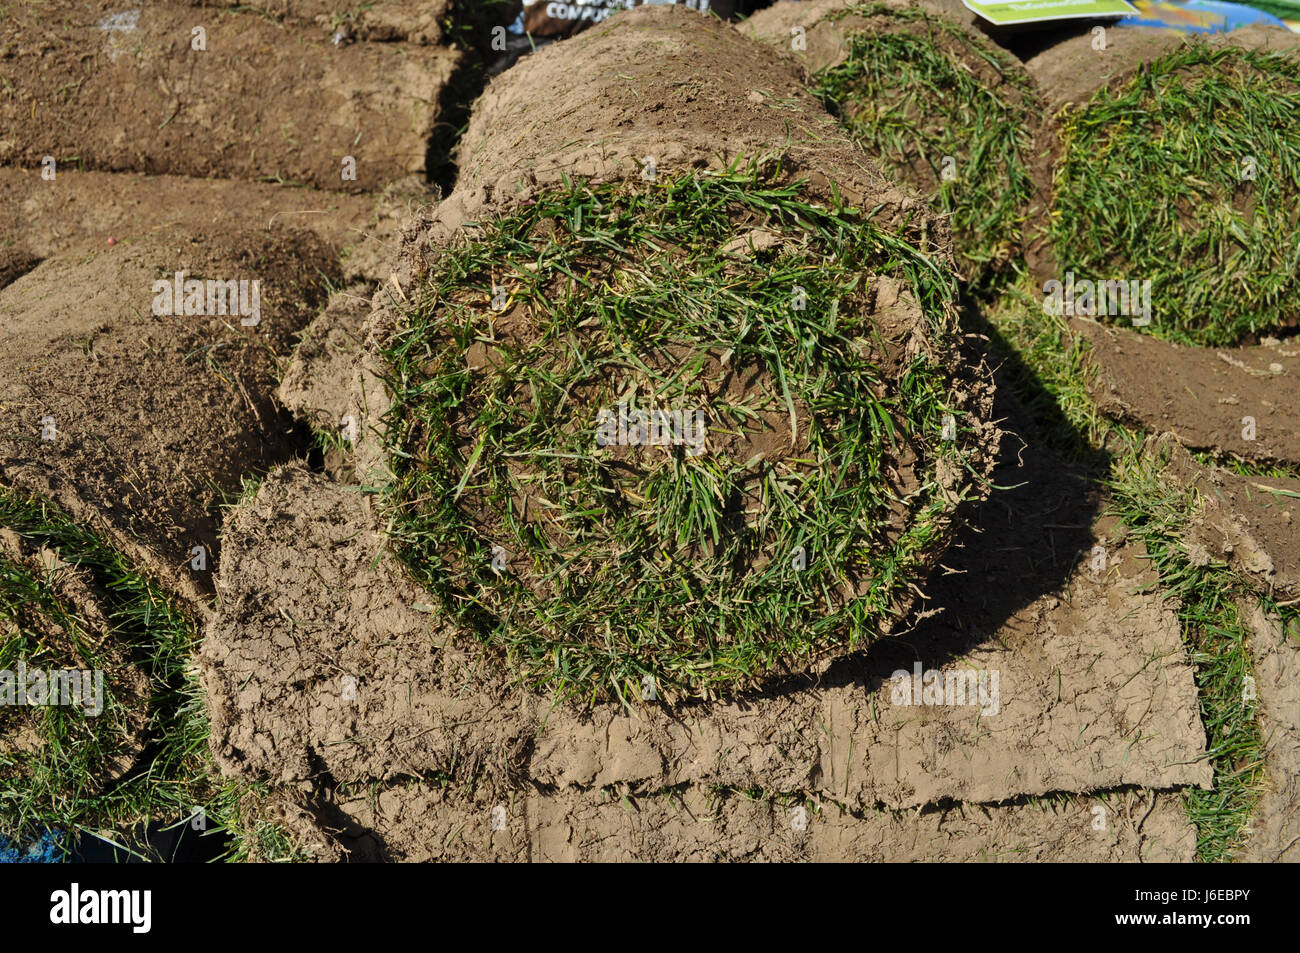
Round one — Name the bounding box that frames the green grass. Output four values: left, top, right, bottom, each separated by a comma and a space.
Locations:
1050, 43, 1300, 346
809, 3, 1039, 292
0, 487, 306, 861
378, 163, 981, 703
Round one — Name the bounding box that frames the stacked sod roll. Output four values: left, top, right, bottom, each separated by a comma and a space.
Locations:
1027, 27, 1300, 346
741, 0, 1044, 292
366, 3, 1000, 702
0, 2, 459, 191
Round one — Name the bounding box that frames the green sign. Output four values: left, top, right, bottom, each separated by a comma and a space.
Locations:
961, 0, 1139, 24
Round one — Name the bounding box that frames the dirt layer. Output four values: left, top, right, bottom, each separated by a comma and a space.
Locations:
0, 2, 460, 191
1161, 440, 1300, 601
1074, 318, 1300, 471
0, 231, 337, 608
0, 167, 378, 277
289, 782, 1196, 862
186, 0, 450, 44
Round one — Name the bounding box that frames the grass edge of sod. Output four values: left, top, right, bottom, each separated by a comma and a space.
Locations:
376, 162, 988, 705
0, 484, 310, 862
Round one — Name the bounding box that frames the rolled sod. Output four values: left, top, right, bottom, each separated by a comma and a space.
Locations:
1031, 29, 1300, 346
0, 2, 460, 191
742, 0, 1043, 291
375, 5, 1000, 701
0, 229, 337, 606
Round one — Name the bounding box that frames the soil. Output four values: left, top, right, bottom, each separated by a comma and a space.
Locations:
0, 167, 378, 283
0, 230, 337, 608
1073, 318, 1300, 470
0, 1, 461, 191
287, 782, 1197, 862
1162, 439, 1300, 600
277, 285, 372, 482
186, 1, 451, 44
1236, 603, 1300, 861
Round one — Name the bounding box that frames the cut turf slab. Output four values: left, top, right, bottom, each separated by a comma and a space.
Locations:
1074, 319, 1300, 470
186, 0, 451, 44
1236, 603, 1300, 862
203, 462, 1209, 806
0, 2, 460, 191
286, 781, 1197, 862
0, 232, 337, 607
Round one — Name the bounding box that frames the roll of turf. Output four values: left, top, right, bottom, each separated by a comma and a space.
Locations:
372, 4, 1001, 701
742, 0, 1043, 291
1030, 27, 1300, 346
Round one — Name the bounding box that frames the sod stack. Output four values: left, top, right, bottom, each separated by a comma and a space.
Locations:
345, 3, 1001, 702
0, 1, 460, 191
739, 0, 1043, 291
1027, 26, 1300, 346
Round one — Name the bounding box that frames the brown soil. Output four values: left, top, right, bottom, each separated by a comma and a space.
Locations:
186, 1, 451, 44
277, 285, 372, 482
0, 2, 460, 191
0, 230, 337, 608
1236, 603, 1300, 861
287, 782, 1196, 862
1161, 439, 1300, 600
0, 167, 380, 284
0, 246, 40, 291
1074, 318, 1300, 470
